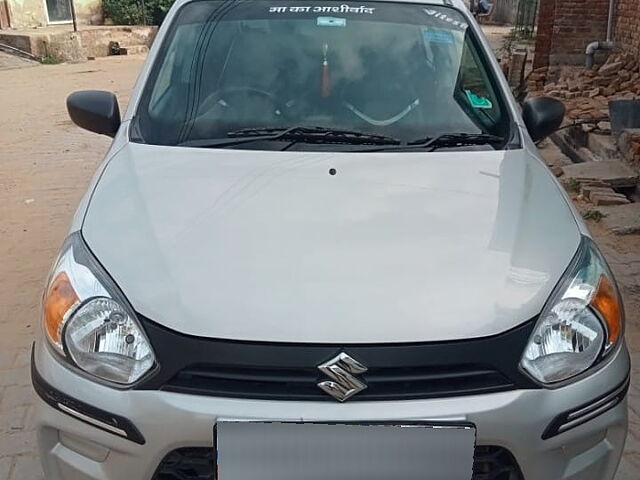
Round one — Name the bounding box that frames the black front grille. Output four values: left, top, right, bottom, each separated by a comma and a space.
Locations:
152, 446, 523, 480
473, 446, 524, 480
153, 448, 215, 480
136, 315, 539, 401
164, 363, 513, 401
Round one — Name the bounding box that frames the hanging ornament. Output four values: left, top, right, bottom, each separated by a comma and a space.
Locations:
321, 43, 331, 98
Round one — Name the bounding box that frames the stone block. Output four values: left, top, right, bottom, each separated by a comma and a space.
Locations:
45, 32, 86, 63
561, 161, 639, 188
588, 87, 601, 98
597, 121, 612, 134
591, 192, 630, 206
618, 128, 640, 161
580, 185, 616, 200
588, 134, 622, 160
599, 203, 640, 234
508, 51, 527, 88
599, 62, 623, 76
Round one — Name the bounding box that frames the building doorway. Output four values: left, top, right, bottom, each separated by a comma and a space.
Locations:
45, 0, 72, 24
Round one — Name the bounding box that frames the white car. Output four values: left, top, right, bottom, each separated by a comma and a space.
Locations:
33, 1, 630, 479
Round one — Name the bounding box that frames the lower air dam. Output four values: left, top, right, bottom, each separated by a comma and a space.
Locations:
216, 421, 476, 480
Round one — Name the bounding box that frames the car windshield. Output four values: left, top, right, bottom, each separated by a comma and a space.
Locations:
134, 1, 513, 150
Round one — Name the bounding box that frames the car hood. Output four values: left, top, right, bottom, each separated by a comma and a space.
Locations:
83, 143, 580, 343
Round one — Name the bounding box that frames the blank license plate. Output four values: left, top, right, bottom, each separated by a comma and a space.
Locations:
215, 421, 476, 480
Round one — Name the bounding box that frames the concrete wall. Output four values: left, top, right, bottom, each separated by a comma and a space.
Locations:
5, 0, 46, 28
0, 24, 156, 60
74, 0, 103, 25
4, 0, 102, 29
491, 0, 520, 25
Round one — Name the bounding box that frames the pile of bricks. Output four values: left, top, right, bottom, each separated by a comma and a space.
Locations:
528, 53, 640, 134
580, 181, 631, 206
527, 66, 549, 93
561, 160, 639, 206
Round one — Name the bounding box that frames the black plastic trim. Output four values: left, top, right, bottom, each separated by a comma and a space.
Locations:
134, 315, 541, 401
67, 90, 121, 137
152, 444, 523, 480
30, 344, 146, 445
473, 445, 525, 480
152, 447, 216, 480
541, 375, 631, 440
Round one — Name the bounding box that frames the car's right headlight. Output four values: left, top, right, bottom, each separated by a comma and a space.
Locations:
520, 237, 623, 384
42, 233, 156, 385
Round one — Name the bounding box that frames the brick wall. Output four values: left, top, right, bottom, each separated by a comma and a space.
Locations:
533, 0, 556, 68
534, 0, 611, 67
616, 0, 640, 58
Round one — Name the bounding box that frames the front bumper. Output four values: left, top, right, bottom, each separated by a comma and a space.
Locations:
33, 339, 630, 480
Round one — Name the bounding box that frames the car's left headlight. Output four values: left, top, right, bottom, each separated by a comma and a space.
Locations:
520, 237, 624, 385
42, 233, 155, 385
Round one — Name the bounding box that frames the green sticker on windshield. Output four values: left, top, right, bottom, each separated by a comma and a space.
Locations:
317, 16, 346, 27
465, 90, 493, 109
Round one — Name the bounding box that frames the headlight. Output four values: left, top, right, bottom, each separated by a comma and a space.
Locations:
520, 237, 623, 384
42, 233, 155, 385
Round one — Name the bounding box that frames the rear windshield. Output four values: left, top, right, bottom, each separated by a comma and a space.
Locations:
133, 1, 512, 149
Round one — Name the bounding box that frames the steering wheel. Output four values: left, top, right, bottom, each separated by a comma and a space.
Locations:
197, 86, 287, 120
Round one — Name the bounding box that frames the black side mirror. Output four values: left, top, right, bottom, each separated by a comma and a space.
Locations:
522, 97, 565, 142
67, 90, 121, 137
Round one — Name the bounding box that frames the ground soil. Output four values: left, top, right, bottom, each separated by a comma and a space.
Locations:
0, 55, 145, 478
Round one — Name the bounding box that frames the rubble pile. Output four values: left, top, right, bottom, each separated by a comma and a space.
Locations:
580, 182, 631, 206
561, 160, 639, 206
528, 53, 640, 134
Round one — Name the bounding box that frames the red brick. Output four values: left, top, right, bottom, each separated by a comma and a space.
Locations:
533, 0, 640, 67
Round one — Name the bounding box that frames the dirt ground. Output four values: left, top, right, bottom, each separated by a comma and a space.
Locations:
0, 52, 38, 72
481, 25, 512, 53
0, 55, 145, 479
0, 52, 638, 479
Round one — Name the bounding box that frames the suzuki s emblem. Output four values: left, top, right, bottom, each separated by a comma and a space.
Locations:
317, 352, 368, 402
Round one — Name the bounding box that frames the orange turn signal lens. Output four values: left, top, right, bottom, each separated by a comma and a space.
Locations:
43, 272, 79, 347
591, 275, 622, 346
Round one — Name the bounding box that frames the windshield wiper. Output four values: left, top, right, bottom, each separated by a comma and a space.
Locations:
356, 132, 505, 153
178, 126, 400, 148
